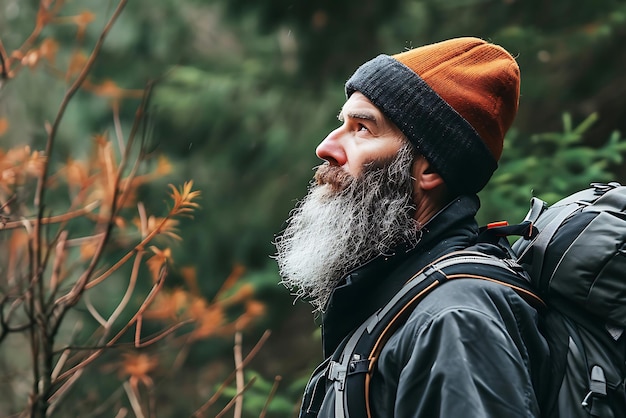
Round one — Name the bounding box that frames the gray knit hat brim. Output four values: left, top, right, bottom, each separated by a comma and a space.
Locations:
345, 54, 497, 195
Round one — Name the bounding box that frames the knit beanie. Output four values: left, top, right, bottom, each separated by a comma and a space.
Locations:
345, 37, 520, 195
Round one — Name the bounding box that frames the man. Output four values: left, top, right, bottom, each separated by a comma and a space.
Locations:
274, 37, 548, 417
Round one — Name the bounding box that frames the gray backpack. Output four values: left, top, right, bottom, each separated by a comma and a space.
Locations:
512, 182, 626, 417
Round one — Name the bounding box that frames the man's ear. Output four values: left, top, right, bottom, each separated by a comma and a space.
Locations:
412, 157, 445, 191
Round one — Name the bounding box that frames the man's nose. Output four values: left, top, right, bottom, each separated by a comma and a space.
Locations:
315, 127, 347, 166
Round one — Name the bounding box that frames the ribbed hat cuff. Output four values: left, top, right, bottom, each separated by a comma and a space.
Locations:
345, 54, 497, 195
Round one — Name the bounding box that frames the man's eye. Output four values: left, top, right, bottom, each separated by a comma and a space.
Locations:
357, 123, 369, 132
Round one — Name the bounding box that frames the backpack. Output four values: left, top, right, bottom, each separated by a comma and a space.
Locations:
326, 182, 626, 418
511, 182, 626, 417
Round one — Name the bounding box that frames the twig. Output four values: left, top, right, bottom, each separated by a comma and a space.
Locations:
100, 251, 145, 344
134, 319, 193, 348
113, 408, 128, 418
234, 332, 244, 418
0, 38, 8, 81
48, 230, 67, 296
214, 377, 257, 418
50, 320, 82, 381
50, 319, 193, 357
259, 376, 282, 418
123, 381, 145, 418
84, 294, 107, 328
0, 201, 100, 231
191, 330, 271, 417
112, 100, 125, 152
46, 368, 84, 414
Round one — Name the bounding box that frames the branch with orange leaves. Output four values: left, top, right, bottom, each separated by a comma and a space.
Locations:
47, 78, 155, 323
33, 0, 128, 291
48, 265, 194, 405
42, 180, 199, 405
0, 1, 62, 82
80, 181, 199, 291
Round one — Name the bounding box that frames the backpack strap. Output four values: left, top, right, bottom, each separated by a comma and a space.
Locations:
327, 251, 544, 418
524, 201, 581, 281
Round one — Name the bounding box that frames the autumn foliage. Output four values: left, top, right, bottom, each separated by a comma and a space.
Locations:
0, 1, 267, 417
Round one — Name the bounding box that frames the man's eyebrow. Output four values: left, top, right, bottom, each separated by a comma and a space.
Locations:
337, 111, 378, 123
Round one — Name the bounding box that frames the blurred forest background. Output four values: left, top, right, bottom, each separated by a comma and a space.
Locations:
1, 0, 626, 416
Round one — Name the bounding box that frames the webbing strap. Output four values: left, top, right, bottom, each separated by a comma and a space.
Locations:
526, 197, 547, 224
329, 317, 372, 418
527, 203, 581, 282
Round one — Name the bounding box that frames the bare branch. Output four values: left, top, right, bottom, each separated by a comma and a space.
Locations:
259, 376, 282, 418
48, 230, 68, 296
234, 332, 244, 418
123, 381, 146, 418
192, 330, 272, 417
0, 38, 8, 81
0, 201, 101, 231
84, 294, 107, 328
134, 320, 193, 348
46, 368, 83, 416
214, 376, 257, 418
101, 250, 145, 342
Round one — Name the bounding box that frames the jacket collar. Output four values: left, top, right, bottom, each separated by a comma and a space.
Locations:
321, 194, 481, 357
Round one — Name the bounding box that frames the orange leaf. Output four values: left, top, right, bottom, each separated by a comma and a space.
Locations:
65, 158, 90, 189
180, 266, 200, 295
146, 246, 171, 282
169, 181, 201, 217
119, 352, 158, 382
79, 239, 98, 261
214, 264, 246, 301
156, 156, 172, 175
93, 79, 124, 99
221, 283, 254, 307
54, 11, 96, 40
67, 51, 88, 79
246, 300, 266, 318
21, 50, 40, 69
39, 38, 59, 64
190, 303, 226, 340
8, 230, 29, 278
145, 288, 189, 320
141, 216, 181, 241
73, 11, 96, 31
0, 118, 8, 136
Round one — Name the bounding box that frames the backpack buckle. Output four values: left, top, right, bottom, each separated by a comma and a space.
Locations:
327, 361, 347, 390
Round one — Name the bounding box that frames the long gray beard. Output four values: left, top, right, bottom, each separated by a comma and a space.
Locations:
274, 144, 420, 313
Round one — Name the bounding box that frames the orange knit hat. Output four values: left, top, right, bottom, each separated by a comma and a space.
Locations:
393, 37, 520, 160
345, 37, 520, 194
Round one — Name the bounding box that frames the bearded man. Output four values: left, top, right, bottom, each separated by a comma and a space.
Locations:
275, 37, 549, 418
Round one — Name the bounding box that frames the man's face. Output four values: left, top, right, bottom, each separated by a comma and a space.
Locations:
316, 92, 406, 179
274, 96, 420, 313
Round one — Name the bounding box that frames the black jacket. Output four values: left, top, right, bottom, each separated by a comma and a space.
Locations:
299, 195, 549, 417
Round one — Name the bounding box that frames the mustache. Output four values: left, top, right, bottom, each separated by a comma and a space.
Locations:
313, 157, 397, 192
314, 164, 353, 192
